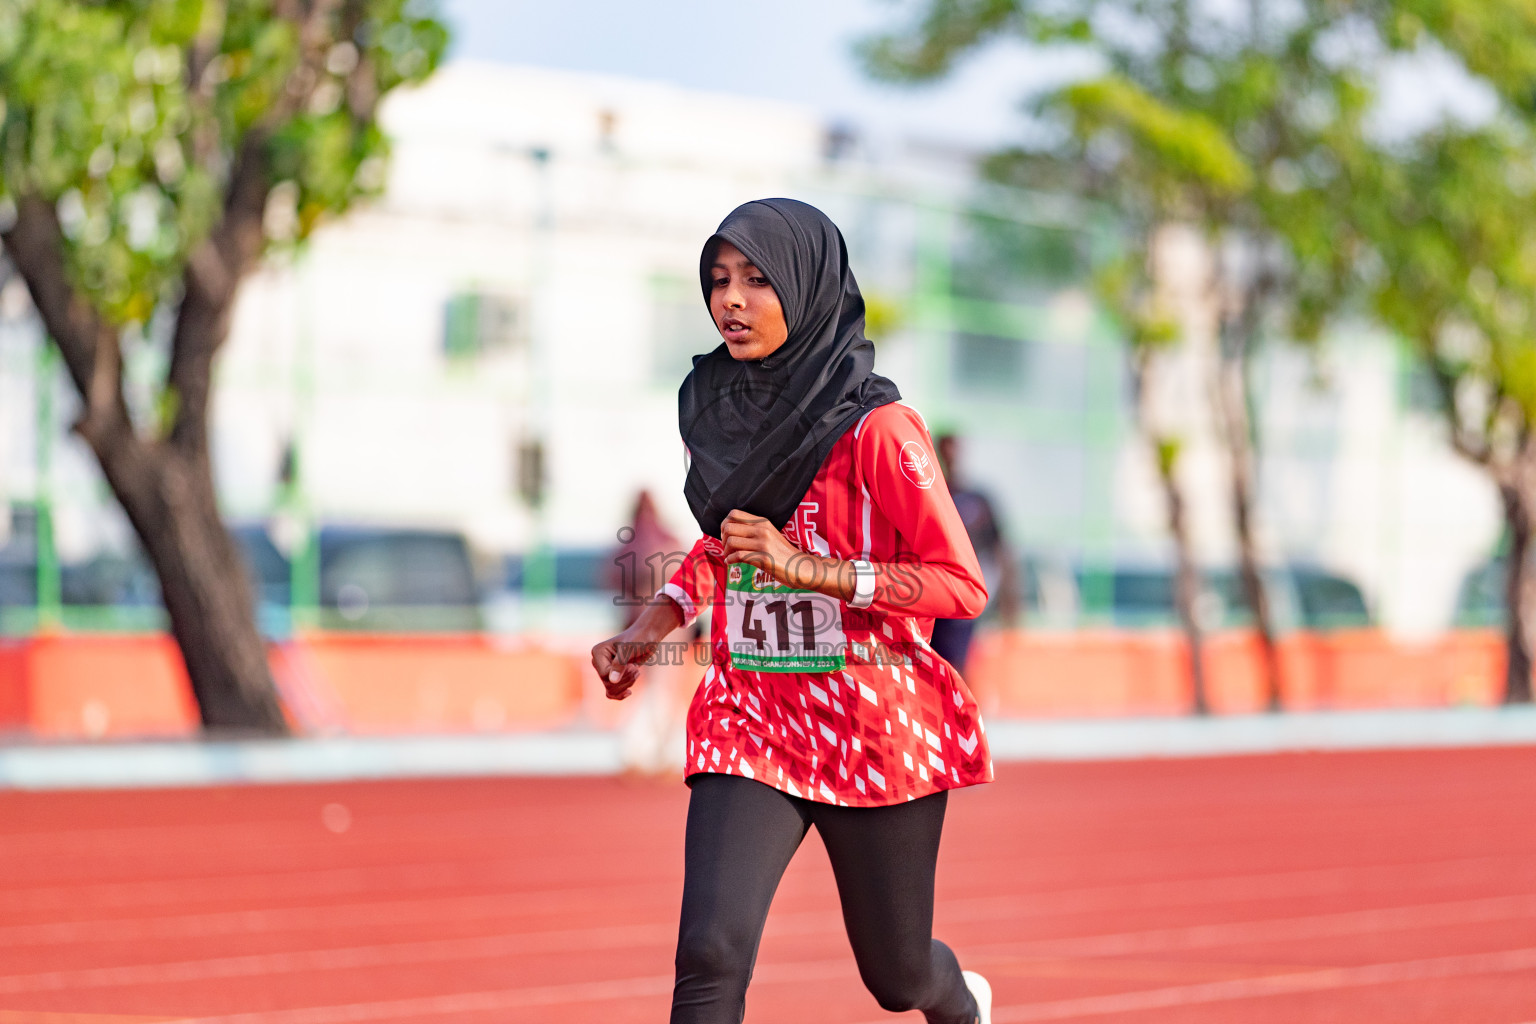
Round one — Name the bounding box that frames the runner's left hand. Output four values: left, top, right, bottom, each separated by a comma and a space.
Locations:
721, 509, 803, 587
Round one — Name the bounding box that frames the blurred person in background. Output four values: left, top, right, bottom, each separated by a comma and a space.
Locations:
612, 490, 683, 631
609, 489, 689, 775
592, 199, 994, 1024
931, 434, 1021, 676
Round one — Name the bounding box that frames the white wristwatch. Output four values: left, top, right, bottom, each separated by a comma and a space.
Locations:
850, 559, 875, 609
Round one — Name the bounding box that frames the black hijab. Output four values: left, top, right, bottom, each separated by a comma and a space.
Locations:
678, 198, 901, 539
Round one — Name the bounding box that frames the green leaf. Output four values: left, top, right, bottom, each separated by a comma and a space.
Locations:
0, 0, 449, 326
1060, 76, 1254, 197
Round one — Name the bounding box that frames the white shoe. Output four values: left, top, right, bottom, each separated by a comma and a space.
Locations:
962, 969, 992, 1024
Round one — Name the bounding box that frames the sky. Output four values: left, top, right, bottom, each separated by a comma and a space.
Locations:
437, 1, 1485, 154
437, 0, 1092, 152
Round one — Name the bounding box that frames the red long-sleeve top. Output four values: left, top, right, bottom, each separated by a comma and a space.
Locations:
661, 402, 994, 806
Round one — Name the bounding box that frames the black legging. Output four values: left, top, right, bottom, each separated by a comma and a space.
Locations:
671, 773, 979, 1024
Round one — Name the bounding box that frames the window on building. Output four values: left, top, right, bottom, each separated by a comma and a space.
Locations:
1401, 361, 1448, 417
953, 332, 1025, 392
951, 213, 1086, 304
443, 290, 526, 359
650, 276, 720, 384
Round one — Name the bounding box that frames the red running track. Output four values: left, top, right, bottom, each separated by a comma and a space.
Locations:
2, 748, 1536, 1023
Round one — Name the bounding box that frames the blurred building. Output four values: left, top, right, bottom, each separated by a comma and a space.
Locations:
213, 62, 813, 553
0, 60, 1505, 637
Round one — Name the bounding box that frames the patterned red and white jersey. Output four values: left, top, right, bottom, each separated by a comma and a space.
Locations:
661, 402, 994, 807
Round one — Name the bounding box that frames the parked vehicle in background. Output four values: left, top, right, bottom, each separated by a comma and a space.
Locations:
227, 524, 294, 636
486, 548, 625, 638
0, 510, 38, 620
1023, 555, 1371, 632
1286, 567, 1375, 631
313, 528, 482, 632
231, 524, 485, 632
1453, 559, 1508, 628
0, 503, 1379, 641
0, 508, 165, 633
0, 509, 484, 636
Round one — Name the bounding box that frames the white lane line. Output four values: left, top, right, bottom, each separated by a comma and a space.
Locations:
0, 1013, 173, 1024
0, 797, 644, 859
162, 944, 1536, 1024
965, 892, 1536, 959
13, 850, 1531, 949
164, 975, 677, 1024
0, 887, 678, 947
6, 891, 1535, 996
165, 976, 675, 1024
163, 957, 863, 1024
0, 923, 672, 995
985, 946, 1536, 1022
934, 856, 1536, 935
0, 858, 665, 916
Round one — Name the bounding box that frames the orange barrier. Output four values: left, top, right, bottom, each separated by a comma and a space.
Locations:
1438, 629, 1507, 705
0, 641, 27, 729
285, 633, 585, 734
0, 628, 1524, 739
23, 633, 201, 738
967, 628, 1511, 717
2, 632, 590, 739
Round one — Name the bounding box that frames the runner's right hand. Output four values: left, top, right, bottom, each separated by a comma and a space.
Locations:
590, 631, 657, 701
590, 595, 686, 700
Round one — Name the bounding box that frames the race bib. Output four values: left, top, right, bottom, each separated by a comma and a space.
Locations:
725, 564, 846, 673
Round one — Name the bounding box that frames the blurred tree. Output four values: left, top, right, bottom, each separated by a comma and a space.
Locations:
863, 290, 907, 342
864, 0, 1378, 713
1344, 126, 1536, 703
0, 0, 447, 732
1099, 233, 1213, 713
867, 0, 1536, 705
1347, 1, 1536, 704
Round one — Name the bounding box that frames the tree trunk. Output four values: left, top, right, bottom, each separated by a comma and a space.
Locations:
1216, 346, 1282, 710
1159, 447, 1210, 715
3, 194, 288, 735
1214, 264, 1283, 711
96, 434, 287, 732
1134, 337, 1208, 716
1499, 483, 1534, 704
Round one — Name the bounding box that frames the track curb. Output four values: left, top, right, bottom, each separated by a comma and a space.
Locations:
3, 708, 1536, 789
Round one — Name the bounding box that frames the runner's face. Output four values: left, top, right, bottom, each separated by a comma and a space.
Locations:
709, 241, 789, 361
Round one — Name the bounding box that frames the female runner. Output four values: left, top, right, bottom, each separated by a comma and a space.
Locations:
591, 198, 994, 1024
